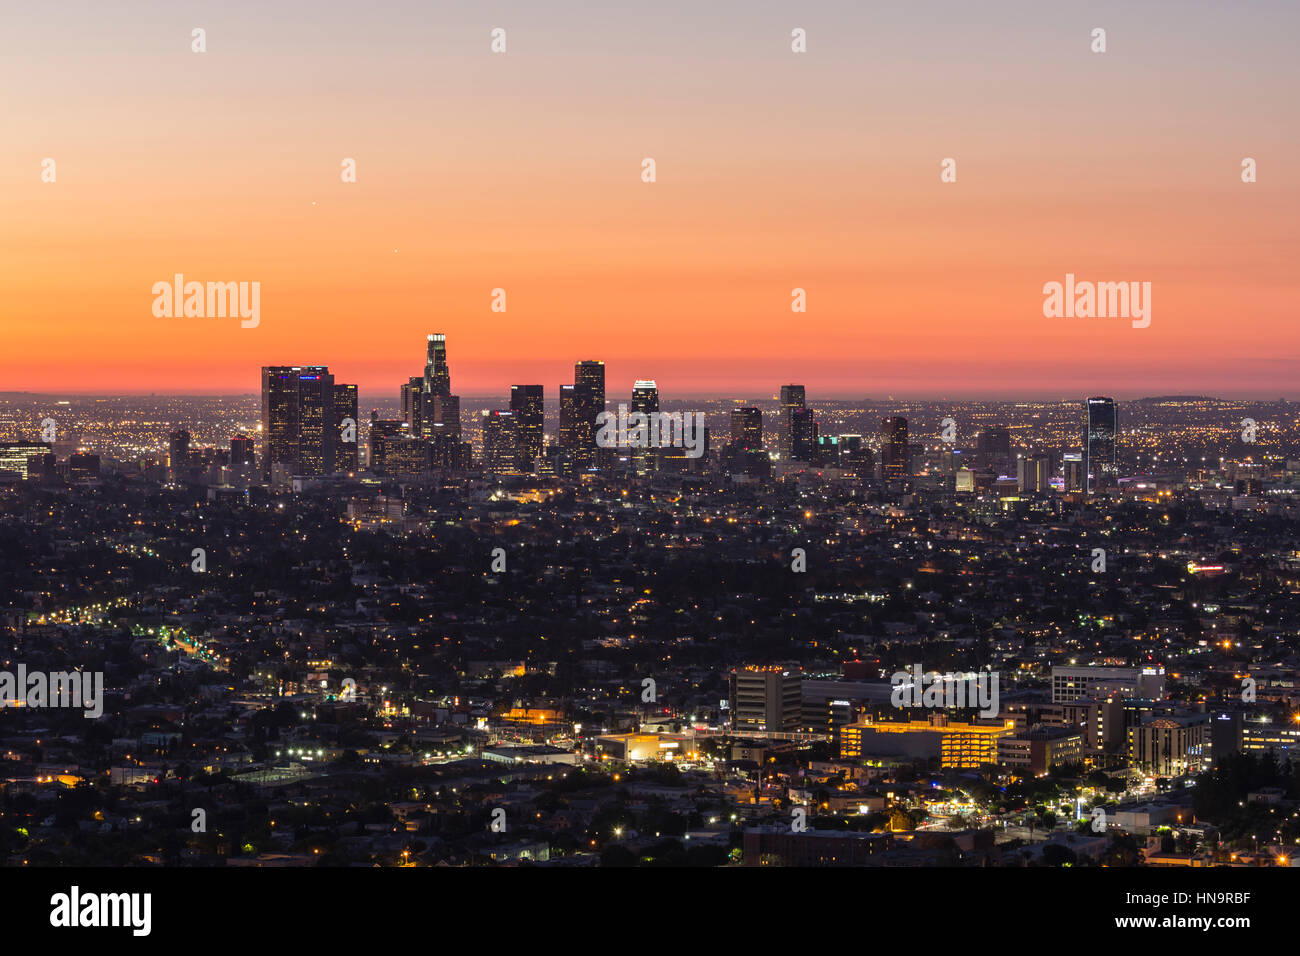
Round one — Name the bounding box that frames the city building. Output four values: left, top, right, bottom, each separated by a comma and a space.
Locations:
840, 714, 1013, 770
168, 429, 190, 482
729, 664, 803, 734
481, 410, 519, 476
260, 366, 337, 479
1129, 714, 1211, 776
509, 385, 544, 472
333, 383, 358, 472
730, 407, 763, 449
778, 385, 805, 460
630, 380, 659, 475
1085, 397, 1118, 493
881, 417, 910, 479
1050, 665, 1165, 704
1017, 453, 1052, 493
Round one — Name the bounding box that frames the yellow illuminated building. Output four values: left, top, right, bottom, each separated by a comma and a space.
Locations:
840, 716, 1014, 769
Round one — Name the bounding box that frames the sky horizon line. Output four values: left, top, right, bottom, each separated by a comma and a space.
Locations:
5, 390, 1298, 403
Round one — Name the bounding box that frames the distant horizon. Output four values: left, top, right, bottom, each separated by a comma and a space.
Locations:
4, 390, 1297, 403
5, 2, 1299, 396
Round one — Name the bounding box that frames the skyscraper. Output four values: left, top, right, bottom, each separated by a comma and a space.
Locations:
558, 383, 596, 472
1063, 451, 1084, 493
261, 366, 336, 479
881, 416, 911, 479
1017, 453, 1052, 493
790, 407, 816, 462
1085, 397, 1118, 493
333, 383, 359, 472
424, 333, 451, 396
778, 385, 806, 460
575, 361, 605, 416
402, 334, 459, 439
168, 429, 190, 482
367, 418, 409, 476
976, 426, 1012, 473
631, 380, 659, 475
510, 385, 544, 472
481, 409, 519, 475
730, 407, 763, 448
230, 435, 255, 467
0, 442, 53, 480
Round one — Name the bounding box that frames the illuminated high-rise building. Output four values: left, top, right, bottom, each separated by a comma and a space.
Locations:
730, 407, 763, 448
368, 419, 409, 476
729, 664, 803, 734
630, 380, 659, 475
481, 409, 519, 476
333, 383, 359, 471
1085, 397, 1118, 493
1017, 453, 1052, 493
575, 361, 605, 416
790, 407, 816, 462
261, 366, 336, 478
558, 383, 596, 471
778, 385, 805, 459
424, 333, 451, 397
0, 442, 53, 480
1063, 451, 1084, 492
510, 385, 544, 472
402, 334, 459, 440
168, 429, 191, 481
881, 416, 910, 479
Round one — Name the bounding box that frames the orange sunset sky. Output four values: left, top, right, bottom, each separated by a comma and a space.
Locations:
2, 0, 1298, 399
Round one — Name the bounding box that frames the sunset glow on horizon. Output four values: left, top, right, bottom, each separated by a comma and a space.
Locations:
3, 0, 1298, 399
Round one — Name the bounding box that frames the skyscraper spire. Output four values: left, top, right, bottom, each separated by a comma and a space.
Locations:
424, 333, 450, 396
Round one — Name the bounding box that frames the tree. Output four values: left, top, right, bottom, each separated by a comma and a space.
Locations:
1041, 844, 1076, 867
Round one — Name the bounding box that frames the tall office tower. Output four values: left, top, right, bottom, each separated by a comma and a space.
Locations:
0, 442, 52, 480
431, 394, 461, 440
401, 376, 423, 430
510, 385, 544, 472
261, 366, 337, 479
1062, 451, 1084, 493
575, 360, 605, 415
976, 426, 1013, 472
790, 406, 816, 461
558, 383, 596, 471
881, 416, 911, 479
730, 407, 763, 448
333, 383, 359, 471
630, 380, 660, 475
1017, 453, 1052, 493
367, 419, 409, 476
728, 664, 804, 733
1085, 397, 1118, 493
481, 410, 519, 475
230, 435, 255, 464
168, 429, 191, 481
402, 334, 459, 439
778, 385, 806, 459
229, 434, 255, 484
423, 333, 451, 396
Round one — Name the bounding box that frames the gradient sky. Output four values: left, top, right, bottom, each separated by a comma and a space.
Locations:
2, 0, 1298, 399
